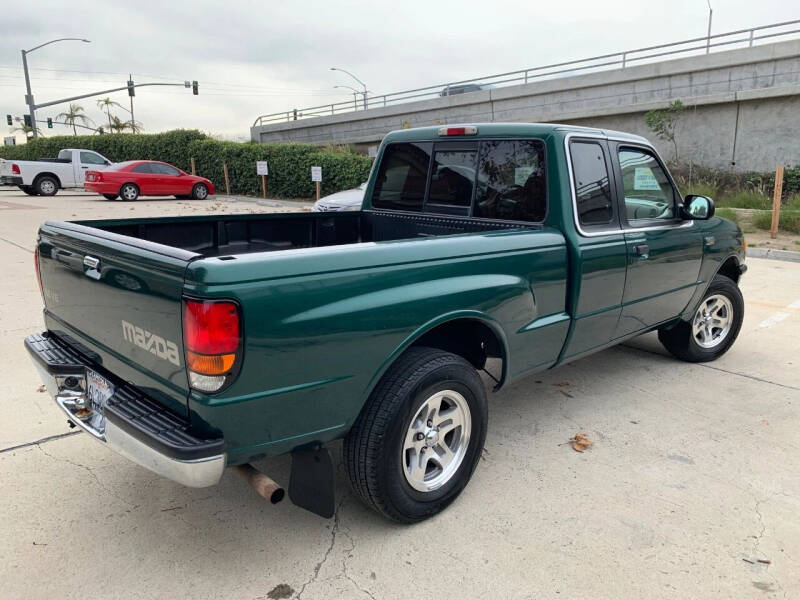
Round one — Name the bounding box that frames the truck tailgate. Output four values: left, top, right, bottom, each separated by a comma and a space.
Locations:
36, 221, 198, 416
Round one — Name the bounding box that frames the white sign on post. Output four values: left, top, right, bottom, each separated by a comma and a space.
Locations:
256, 160, 268, 176
311, 166, 322, 182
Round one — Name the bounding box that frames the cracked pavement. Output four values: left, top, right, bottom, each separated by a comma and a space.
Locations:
1, 190, 799, 599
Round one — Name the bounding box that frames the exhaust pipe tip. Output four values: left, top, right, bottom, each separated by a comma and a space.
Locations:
235, 463, 285, 504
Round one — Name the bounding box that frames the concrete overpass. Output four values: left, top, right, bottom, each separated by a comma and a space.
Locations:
251, 32, 800, 172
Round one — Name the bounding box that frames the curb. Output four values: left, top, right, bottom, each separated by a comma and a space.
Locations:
746, 247, 800, 263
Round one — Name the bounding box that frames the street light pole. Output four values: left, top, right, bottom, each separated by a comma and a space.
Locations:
21, 37, 90, 138
334, 85, 360, 111
330, 67, 367, 110
706, 1, 713, 54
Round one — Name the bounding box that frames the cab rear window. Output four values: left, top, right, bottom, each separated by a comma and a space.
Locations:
371, 139, 546, 223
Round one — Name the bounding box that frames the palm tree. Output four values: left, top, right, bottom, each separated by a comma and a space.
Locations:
96, 97, 124, 130
56, 103, 93, 135
10, 123, 41, 137
109, 115, 143, 133
126, 120, 144, 133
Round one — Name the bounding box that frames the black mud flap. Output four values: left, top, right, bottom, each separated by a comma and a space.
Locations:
289, 446, 336, 518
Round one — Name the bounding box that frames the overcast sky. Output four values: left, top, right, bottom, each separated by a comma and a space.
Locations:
1, 0, 795, 143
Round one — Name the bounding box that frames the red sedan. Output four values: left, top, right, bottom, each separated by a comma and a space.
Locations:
84, 160, 215, 201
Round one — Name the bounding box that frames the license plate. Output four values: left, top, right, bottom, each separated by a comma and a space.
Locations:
87, 370, 114, 412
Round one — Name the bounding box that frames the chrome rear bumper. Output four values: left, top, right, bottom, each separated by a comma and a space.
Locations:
26, 333, 226, 488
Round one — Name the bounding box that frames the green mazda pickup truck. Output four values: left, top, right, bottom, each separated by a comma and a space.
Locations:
26, 123, 746, 523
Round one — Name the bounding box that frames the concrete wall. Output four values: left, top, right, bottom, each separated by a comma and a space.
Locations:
251, 39, 800, 172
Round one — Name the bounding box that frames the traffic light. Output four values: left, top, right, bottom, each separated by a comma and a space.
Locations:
6, 114, 11, 126
47, 117, 53, 129
23, 114, 31, 127
192, 80, 198, 95
127, 78, 135, 97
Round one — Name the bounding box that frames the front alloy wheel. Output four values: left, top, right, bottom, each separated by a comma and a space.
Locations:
692, 294, 734, 349
192, 183, 209, 200
658, 273, 744, 362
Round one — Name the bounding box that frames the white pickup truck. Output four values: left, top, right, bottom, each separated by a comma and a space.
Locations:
0, 148, 113, 196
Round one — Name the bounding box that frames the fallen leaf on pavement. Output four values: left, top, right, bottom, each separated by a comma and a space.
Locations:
553, 381, 570, 387
36, 385, 46, 393
570, 432, 593, 452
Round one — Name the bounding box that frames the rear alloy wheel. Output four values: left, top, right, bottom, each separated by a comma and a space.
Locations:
343, 346, 487, 523
35, 176, 59, 196
119, 183, 139, 201
658, 274, 744, 362
103, 194, 118, 201
192, 183, 209, 200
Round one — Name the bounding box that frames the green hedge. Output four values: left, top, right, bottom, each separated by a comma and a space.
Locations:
0, 130, 207, 171
0, 130, 372, 199
187, 139, 372, 198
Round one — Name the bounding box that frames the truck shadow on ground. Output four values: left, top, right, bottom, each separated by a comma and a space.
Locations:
115, 336, 674, 546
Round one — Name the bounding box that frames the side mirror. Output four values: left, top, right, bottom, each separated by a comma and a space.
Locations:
104, 160, 111, 166
682, 195, 715, 220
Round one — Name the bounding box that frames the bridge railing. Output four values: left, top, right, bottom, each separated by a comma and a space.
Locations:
252, 19, 800, 128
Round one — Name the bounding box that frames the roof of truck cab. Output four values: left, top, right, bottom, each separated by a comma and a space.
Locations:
381, 123, 650, 144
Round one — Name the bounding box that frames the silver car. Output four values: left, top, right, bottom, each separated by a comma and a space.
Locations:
312, 183, 366, 212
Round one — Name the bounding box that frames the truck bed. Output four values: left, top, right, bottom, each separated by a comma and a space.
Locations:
80, 210, 539, 258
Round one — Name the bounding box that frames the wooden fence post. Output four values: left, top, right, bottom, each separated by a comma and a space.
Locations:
223, 163, 231, 196
771, 165, 784, 239
190, 157, 196, 175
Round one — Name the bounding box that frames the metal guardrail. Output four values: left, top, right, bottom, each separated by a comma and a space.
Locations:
252, 19, 800, 128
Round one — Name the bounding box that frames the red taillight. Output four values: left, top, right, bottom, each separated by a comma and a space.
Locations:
11, 163, 20, 175
437, 126, 478, 136
184, 300, 240, 354
183, 299, 241, 392
34, 246, 43, 296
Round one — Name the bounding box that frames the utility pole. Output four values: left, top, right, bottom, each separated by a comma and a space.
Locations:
21, 38, 90, 138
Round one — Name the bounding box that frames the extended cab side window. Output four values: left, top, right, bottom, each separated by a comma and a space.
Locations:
570, 141, 614, 227
475, 140, 545, 222
131, 163, 153, 174
371, 143, 432, 211
617, 147, 676, 223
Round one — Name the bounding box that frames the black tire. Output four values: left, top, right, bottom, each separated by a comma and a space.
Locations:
119, 183, 139, 201
343, 346, 488, 523
35, 175, 59, 196
19, 186, 38, 196
103, 194, 118, 201
174, 194, 190, 199
658, 274, 744, 362
191, 183, 209, 200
